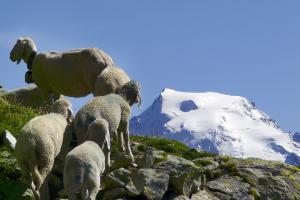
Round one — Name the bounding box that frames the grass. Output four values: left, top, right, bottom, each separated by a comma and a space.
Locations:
249, 187, 261, 200
0, 100, 39, 183
131, 135, 216, 160
0, 100, 38, 136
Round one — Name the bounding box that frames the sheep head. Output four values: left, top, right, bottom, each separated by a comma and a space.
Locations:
119, 80, 142, 109
87, 119, 110, 151
10, 37, 37, 65
52, 98, 74, 123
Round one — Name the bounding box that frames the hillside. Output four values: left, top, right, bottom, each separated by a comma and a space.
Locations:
130, 88, 300, 166
0, 100, 300, 199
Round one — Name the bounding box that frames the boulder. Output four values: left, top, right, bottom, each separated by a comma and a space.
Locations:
101, 188, 126, 200
110, 152, 136, 170
154, 155, 201, 197
104, 168, 131, 189
0, 130, 17, 150
131, 168, 169, 200
137, 148, 167, 168
191, 189, 220, 200
206, 175, 252, 200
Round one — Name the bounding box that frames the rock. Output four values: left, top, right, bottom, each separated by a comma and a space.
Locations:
125, 181, 140, 197
206, 175, 253, 200
137, 148, 167, 168
170, 194, 190, 200
154, 155, 201, 197
104, 168, 131, 189
193, 157, 219, 171
191, 189, 220, 200
131, 168, 169, 200
0, 130, 17, 150
110, 152, 135, 170
101, 188, 126, 200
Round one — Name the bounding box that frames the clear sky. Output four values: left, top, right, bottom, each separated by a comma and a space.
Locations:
0, 1, 299, 132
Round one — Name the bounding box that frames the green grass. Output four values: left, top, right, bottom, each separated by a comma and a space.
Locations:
0, 100, 38, 136
131, 135, 216, 160
249, 187, 261, 200
0, 100, 39, 183
0, 180, 33, 200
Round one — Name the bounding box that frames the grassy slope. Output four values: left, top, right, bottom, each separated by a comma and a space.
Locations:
0, 100, 39, 199
1, 100, 300, 199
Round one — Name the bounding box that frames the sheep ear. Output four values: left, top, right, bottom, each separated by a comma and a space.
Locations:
67, 108, 74, 123
137, 92, 142, 110
105, 131, 110, 151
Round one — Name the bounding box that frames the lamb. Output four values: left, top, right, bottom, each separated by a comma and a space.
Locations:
63, 118, 109, 200
15, 98, 74, 199
10, 37, 133, 100
73, 80, 142, 166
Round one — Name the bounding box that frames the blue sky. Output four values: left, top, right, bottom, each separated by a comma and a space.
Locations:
0, 1, 299, 132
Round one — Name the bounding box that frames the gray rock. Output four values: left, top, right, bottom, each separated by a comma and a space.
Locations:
170, 195, 190, 200
101, 188, 126, 200
110, 152, 135, 170
206, 175, 253, 200
125, 181, 140, 197
104, 168, 132, 189
137, 148, 167, 168
0, 130, 17, 150
154, 155, 201, 197
131, 168, 169, 200
191, 189, 220, 200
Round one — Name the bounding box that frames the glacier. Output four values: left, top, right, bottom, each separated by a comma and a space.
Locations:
130, 88, 300, 166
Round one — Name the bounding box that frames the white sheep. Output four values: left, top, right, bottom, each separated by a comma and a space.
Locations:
0, 85, 55, 109
15, 98, 74, 199
63, 118, 109, 200
10, 37, 133, 100
74, 80, 142, 167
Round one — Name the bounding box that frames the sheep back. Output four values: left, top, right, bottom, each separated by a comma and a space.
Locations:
93, 65, 130, 96
63, 141, 105, 191
74, 94, 130, 144
15, 113, 68, 162
0, 85, 51, 108
32, 48, 113, 97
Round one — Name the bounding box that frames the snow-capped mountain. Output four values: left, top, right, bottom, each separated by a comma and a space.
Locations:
130, 88, 300, 166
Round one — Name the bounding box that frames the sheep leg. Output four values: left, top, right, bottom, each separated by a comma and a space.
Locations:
123, 129, 134, 161
117, 130, 124, 152
103, 145, 111, 168
112, 130, 118, 142
18, 161, 37, 192
34, 147, 55, 191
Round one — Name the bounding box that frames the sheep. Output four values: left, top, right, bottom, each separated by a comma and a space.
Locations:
10, 37, 132, 100
63, 118, 109, 200
15, 98, 74, 199
73, 80, 142, 167
0, 85, 56, 109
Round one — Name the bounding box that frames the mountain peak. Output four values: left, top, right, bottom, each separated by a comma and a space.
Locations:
130, 89, 300, 166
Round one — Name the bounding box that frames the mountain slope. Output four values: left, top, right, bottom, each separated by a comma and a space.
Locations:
130, 88, 300, 166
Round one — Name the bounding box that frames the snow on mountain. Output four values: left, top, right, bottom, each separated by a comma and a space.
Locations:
130, 88, 300, 166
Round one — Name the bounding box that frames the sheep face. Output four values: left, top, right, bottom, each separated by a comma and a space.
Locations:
121, 80, 142, 109
10, 38, 25, 64
10, 38, 37, 65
